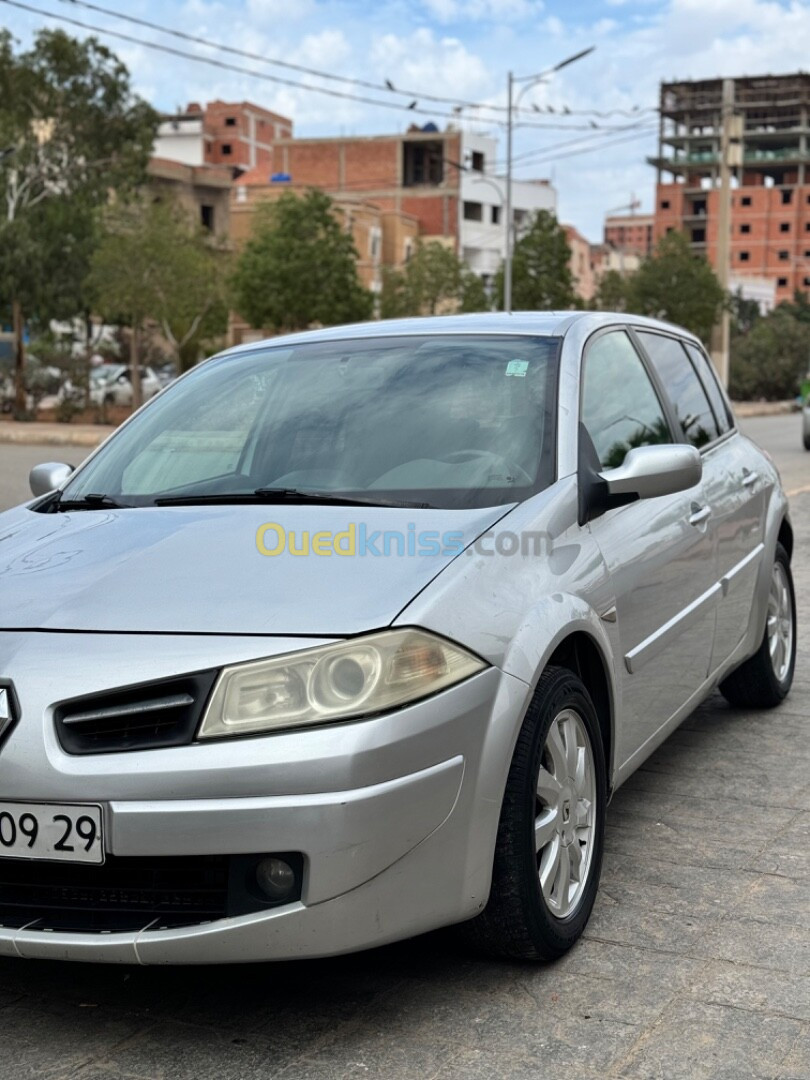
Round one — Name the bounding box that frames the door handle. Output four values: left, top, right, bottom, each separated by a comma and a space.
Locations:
741, 471, 758, 488
689, 505, 711, 526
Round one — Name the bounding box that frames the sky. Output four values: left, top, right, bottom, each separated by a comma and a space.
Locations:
2, 0, 809, 240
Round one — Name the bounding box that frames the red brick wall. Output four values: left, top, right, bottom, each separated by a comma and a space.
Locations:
654, 181, 810, 301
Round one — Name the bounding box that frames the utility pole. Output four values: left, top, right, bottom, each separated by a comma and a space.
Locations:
503, 47, 595, 313
504, 71, 514, 313
712, 78, 742, 388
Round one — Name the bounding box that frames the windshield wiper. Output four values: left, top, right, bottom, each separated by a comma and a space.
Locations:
154, 488, 431, 509
52, 493, 132, 512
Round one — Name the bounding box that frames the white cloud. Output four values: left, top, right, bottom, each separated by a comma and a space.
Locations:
421, 0, 543, 22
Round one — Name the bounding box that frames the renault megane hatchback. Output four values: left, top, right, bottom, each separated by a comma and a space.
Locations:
0, 312, 796, 963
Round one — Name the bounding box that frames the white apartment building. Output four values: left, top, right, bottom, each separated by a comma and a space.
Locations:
457, 131, 557, 289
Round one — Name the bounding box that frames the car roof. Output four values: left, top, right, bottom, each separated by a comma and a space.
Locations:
217, 311, 703, 360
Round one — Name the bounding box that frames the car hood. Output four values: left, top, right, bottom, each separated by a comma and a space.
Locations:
0, 503, 508, 635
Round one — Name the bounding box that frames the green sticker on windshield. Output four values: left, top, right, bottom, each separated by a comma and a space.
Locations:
505, 360, 529, 377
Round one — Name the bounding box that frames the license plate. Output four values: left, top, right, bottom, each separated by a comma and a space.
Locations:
0, 802, 104, 864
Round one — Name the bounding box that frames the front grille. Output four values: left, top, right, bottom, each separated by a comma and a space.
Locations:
55, 671, 219, 754
0, 853, 303, 932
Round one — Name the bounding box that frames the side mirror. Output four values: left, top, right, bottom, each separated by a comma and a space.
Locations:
30, 462, 74, 497
578, 424, 702, 525
600, 444, 702, 501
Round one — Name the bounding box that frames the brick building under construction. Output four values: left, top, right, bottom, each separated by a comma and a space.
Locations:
650, 73, 810, 305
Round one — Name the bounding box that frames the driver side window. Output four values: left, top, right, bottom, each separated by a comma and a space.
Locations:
582, 330, 673, 469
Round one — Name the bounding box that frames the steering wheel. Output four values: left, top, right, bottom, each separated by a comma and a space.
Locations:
439, 449, 533, 485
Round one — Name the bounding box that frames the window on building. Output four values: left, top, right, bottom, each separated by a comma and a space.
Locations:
740, 223, 751, 234
778, 250, 789, 260
402, 140, 444, 186
491, 205, 501, 225
660, 199, 670, 210
781, 188, 793, 205
470, 150, 485, 172
200, 204, 214, 231
224, 117, 237, 127
806, 222, 810, 232
778, 277, 788, 287
691, 227, 706, 243
741, 195, 752, 206
805, 250, 810, 258
513, 209, 527, 230
368, 227, 382, 261
463, 201, 483, 222
804, 277, 810, 287
403, 238, 414, 262
779, 222, 791, 233
739, 251, 750, 262
637, 331, 720, 448
221, 143, 232, 155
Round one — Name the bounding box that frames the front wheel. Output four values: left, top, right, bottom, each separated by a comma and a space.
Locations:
720, 542, 796, 708
462, 666, 606, 960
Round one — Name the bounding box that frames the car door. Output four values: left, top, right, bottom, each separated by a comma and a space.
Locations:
683, 340, 766, 669
580, 328, 717, 771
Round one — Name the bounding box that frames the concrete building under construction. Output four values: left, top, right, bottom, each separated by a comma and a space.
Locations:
649, 73, 810, 304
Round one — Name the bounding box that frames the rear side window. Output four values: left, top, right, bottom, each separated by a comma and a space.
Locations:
637, 332, 720, 449
683, 342, 733, 433
582, 330, 673, 469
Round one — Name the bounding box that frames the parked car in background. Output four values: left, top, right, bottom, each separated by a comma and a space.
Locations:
89, 364, 161, 407
0, 312, 796, 966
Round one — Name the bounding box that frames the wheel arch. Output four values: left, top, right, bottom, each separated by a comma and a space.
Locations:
778, 515, 793, 562
546, 631, 615, 796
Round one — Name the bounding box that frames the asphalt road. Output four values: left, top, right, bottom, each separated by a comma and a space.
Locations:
0, 416, 807, 1080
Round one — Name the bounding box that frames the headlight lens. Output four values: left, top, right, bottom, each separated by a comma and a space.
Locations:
197, 629, 487, 739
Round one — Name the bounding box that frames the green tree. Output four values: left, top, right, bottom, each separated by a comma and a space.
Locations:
593, 269, 628, 312
776, 289, 810, 325
88, 199, 229, 403
0, 29, 157, 413
623, 232, 724, 344
380, 240, 489, 317
231, 190, 373, 333
459, 268, 491, 313
494, 210, 577, 311
729, 308, 810, 401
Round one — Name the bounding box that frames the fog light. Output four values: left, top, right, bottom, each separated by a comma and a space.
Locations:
255, 857, 296, 901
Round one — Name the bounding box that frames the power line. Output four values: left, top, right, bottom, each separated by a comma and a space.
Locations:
4, 0, 655, 131
58, 0, 655, 122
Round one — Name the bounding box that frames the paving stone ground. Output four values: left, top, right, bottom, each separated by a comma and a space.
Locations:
0, 443, 807, 1079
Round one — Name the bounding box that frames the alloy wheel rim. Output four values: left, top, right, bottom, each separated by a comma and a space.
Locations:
767, 562, 793, 685
535, 708, 596, 919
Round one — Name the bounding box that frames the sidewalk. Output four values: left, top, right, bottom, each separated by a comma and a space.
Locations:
0, 420, 115, 448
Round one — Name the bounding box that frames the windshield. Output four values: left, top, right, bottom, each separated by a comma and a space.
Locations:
63, 334, 559, 511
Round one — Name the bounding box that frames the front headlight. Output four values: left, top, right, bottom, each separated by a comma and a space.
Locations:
197, 628, 487, 739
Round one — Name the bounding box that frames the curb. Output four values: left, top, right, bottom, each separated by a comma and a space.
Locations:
0, 423, 114, 448
732, 401, 798, 418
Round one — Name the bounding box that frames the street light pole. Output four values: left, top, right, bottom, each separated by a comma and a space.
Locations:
502, 47, 595, 314
504, 71, 514, 313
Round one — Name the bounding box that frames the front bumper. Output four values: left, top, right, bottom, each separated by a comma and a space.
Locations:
0, 631, 530, 963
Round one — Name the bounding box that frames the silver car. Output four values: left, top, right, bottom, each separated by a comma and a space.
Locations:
0, 313, 796, 965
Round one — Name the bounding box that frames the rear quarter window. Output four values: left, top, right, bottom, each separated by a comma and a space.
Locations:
636, 331, 721, 449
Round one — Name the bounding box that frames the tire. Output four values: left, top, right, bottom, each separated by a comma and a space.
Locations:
461, 666, 606, 961
720, 542, 796, 709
